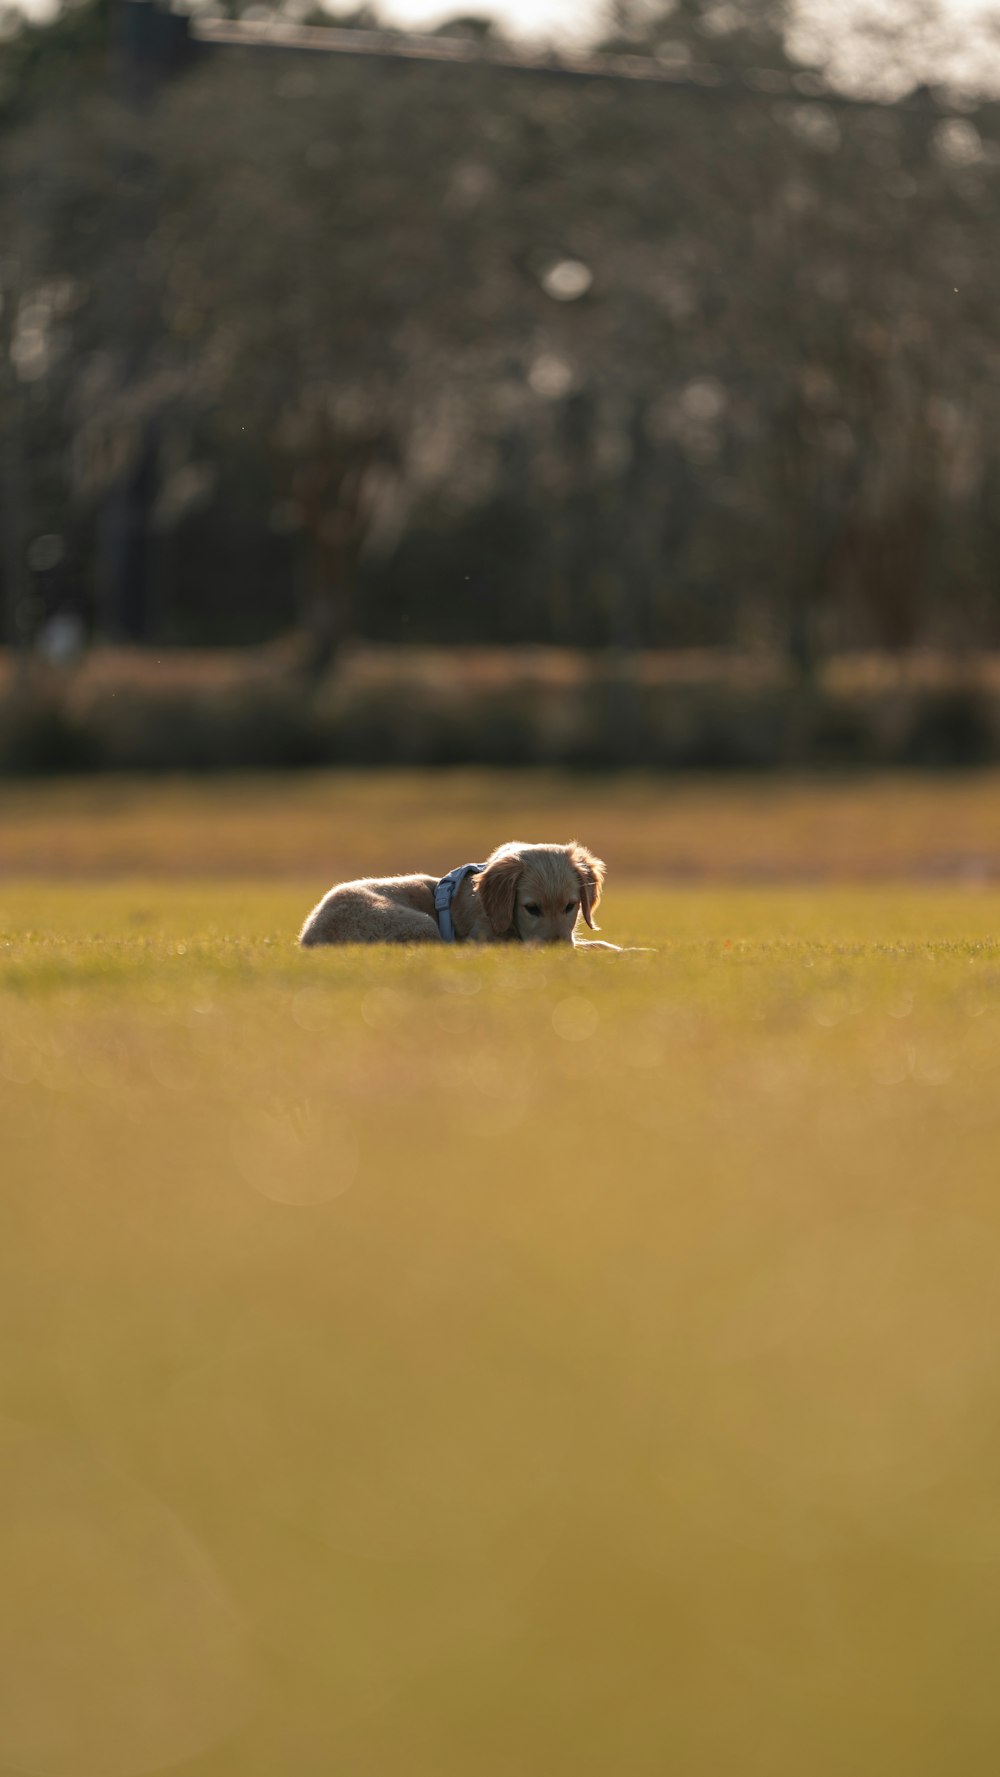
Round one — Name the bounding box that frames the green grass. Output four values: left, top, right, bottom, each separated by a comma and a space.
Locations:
4, 868, 1000, 1775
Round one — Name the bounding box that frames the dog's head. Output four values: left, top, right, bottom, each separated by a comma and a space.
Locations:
477, 841, 606, 944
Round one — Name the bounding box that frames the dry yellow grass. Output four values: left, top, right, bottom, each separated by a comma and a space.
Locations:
3, 779, 1000, 1775
3, 766, 1000, 880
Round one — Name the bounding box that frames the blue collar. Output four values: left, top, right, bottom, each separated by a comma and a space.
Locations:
434, 862, 486, 942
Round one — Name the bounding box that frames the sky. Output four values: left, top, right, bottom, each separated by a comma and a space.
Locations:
12, 0, 1000, 99
330, 0, 603, 43
316, 0, 1000, 99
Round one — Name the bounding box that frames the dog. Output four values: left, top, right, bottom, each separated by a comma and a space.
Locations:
298, 840, 622, 948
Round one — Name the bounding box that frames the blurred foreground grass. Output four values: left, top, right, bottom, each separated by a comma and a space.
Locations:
3, 871, 1000, 1776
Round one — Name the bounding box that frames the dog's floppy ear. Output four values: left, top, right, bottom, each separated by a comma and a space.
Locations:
570, 843, 605, 930
478, 851, 523, 937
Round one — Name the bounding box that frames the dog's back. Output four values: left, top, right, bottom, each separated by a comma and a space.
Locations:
299, 874, 440, 946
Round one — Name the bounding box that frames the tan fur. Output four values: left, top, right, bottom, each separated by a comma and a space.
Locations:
299, 840, 613, 948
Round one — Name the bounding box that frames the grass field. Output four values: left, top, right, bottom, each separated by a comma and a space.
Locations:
3, 774, 1000, 1776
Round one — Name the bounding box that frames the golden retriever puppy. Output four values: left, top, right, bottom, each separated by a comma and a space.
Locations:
299, 840, 621, 948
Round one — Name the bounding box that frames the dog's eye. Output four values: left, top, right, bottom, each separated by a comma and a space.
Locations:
564, 902, 577, 915
524, 904, 541, 917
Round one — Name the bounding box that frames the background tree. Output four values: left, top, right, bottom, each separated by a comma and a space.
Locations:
0, 0, 998, 665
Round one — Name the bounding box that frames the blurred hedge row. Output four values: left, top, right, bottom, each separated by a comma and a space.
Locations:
3, 652, 998, 773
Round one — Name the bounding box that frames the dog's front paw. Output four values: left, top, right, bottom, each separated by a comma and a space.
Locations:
575, 940, 655, 953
